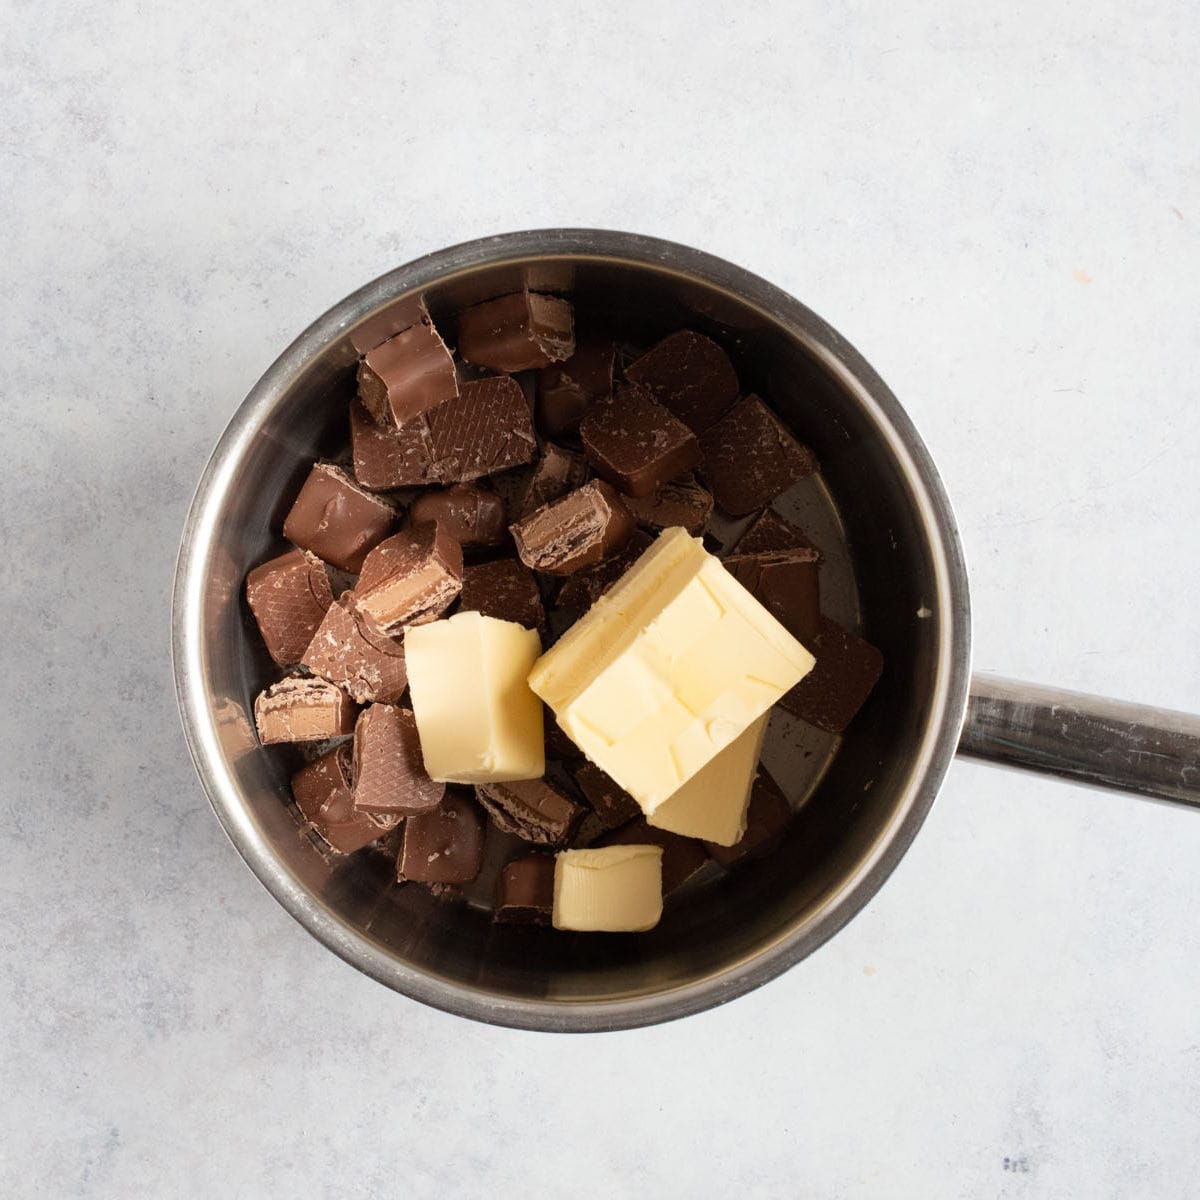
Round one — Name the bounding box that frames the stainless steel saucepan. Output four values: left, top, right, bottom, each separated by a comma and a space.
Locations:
172, 230, 1200, 1032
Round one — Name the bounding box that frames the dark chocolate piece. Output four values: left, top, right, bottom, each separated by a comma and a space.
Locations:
510, 479, 635, 576
457, 291, 575, 372
351, 704, 444, 816
282, 462, 396, 573
357, 317, 458, 427
459, 558, 545, 629
519, 444, 588, 517
353, 522, 463, 632
555, 529, 652, 609
704, 769, 792, 865
580, 383, 701, 499
572, 762, 641, 830
732, 508, 822, 558
292, 743, 399, 855
536, 340, 615, 439
723, 548, 822, 644
408, 483, 507, 546
698, 394, 817, 515
245, 548, 334, 666
600, 819, 707, 895
427, 376, 538, 481
778, 617, 884, 732
349, 397, 438, 490
545, 719, 585, 763
301, 595, 408, 704
623, 473, 713, 535
398, 788, 486, 885
254, 673, 356, 745
624, 329, 739, 433
494, 855, 556, 924
475, 778, 585, 846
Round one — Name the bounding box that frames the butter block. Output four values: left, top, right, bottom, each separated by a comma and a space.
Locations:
647, 713, 769, 845
528, 527, 813, 813
552, 846, 664, 932
405, 611, 544, 783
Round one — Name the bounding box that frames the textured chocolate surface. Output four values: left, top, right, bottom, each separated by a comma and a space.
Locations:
493, 855, 556, 924
600, 819, 708, 895
778, 617, 883, 732
408, 483, 507, 546
426, 376, 538, 481
580, 383, 701, 498
475, 778, 584, 846
572, 762, 641, 830
291, 744, 399, 855
351, 704, 444, 816
732, 507, 822, 558
723, 548, 822, 644
349, 397, 438, 490
699, 394, 817, 515
554, 529, 652, 610
254, 674, 356, 744
536, 339, 615, 439
623, 472, 713, 535
357, 317, 458, 427
353, 522, 463, 632
282, 462, 395, 572
398, 789, 485, 885
704, 769, 792, 866
245, 548, 334, 666
458, 558, 545, 629
510, 479, 635, 576
456, 291, 575, 372
625, 329, 739, 433
301, 595, 408, 704
519, 444, 588, 517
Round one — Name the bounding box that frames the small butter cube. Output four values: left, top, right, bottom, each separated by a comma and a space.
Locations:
405, 611, 544, 783
647, 713, 769, 845
552, 845, 664, 932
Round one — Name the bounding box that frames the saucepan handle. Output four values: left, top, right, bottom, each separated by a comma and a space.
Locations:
958, 674, 1200, 809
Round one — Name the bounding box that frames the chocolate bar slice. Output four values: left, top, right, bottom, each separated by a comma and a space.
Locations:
536, 340, 615, 439
457, 291, 575, 372
301, 595, 408, 704
352, 704, 444, 816
398, 788, 486, 885
625, 329, 739, 433
519, 444, 588, 518
353, 522, 463, 632
778, 617, 883, 732
283, 462, 396, 572
623, 473, 713, 535
292, 743, 399, 854
357, 316, 458, 427
723, 547, 822, 644
254, 674, 355, 744
459, 558, 545, 630
427, 376, 538, 482
510, 479, 635, 576
572, 761, 641, 830
245, 548, 334, 666
475, 778, 585, 846
349, 397, 438, 490
732, 508, 822, 558
408, 483, 507, 546
494, 855, 556, 924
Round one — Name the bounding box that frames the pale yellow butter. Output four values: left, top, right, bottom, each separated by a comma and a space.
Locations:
647, 712, 769, 845
528, 528, 813, 813
405, 611, 544, 783
552, 845, 664, 932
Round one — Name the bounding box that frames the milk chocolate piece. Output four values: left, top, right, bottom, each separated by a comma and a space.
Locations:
357, 317, 458, 427
519, 444, 588, 517
723, 548, 822, 644
494, 854, 556, 924
427, 376, 538, 481
291, 743, 399, 854
625, 330, 739, 433
459, 558, 545, 629
254, 673, 356, 744
301, 595, 408, 704
457, 291, 575, 372
778, 617, 883, 732
282, 462, 396, 572
349, 397, 438, 490
623, 473, 713, 535
352, 704, 444, 816
536, 340, 615, 439
555, 530, 652, 609
353, 522, 463, 632
704, 768, 792, 865
600, 819, 707, 895
245, 548, 334, 666
475, 778, 585, 846
510, 479, 635, 576
732, 508, 822, 558
408, 483, 507, 546
580, 384, 702, 498
699, 395, 817, 515
398, 788, 485, 885
572, 762, 640, 830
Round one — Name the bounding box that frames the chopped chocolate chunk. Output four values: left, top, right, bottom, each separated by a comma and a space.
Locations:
459, 558, 545, 629
292, 743, 399, 854
536, 340, 615, 439
723, 547, 822, 644
778, 617, 883, 732
245, 548, 334, 666
301, 595, 408, 704
731, 508, 822, 558
427, 376, 538, 481
349, 397, 438, 490
555, 529, 652, 609
282, 462, 396, 572
519, 444, 588, 517
254, 674, 355, 745
625, 329, 739, 433
408, 483, 507, 546
580, 384, 702, 498
698, 394, 817, 515
545, 719, 584, 763
494, 854, 556, 924
704, 768, 792, 865
624, 473, 713, 535
475, 778, 585, 846
353, 522, 463, 632
357, 316, 458, 427
572, 761, 641, 830
351, 704, 444, 816
398, 788, 485, 885
600, 819, 707, 895
457, 291, 575, 372
510, 479, 635, 576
